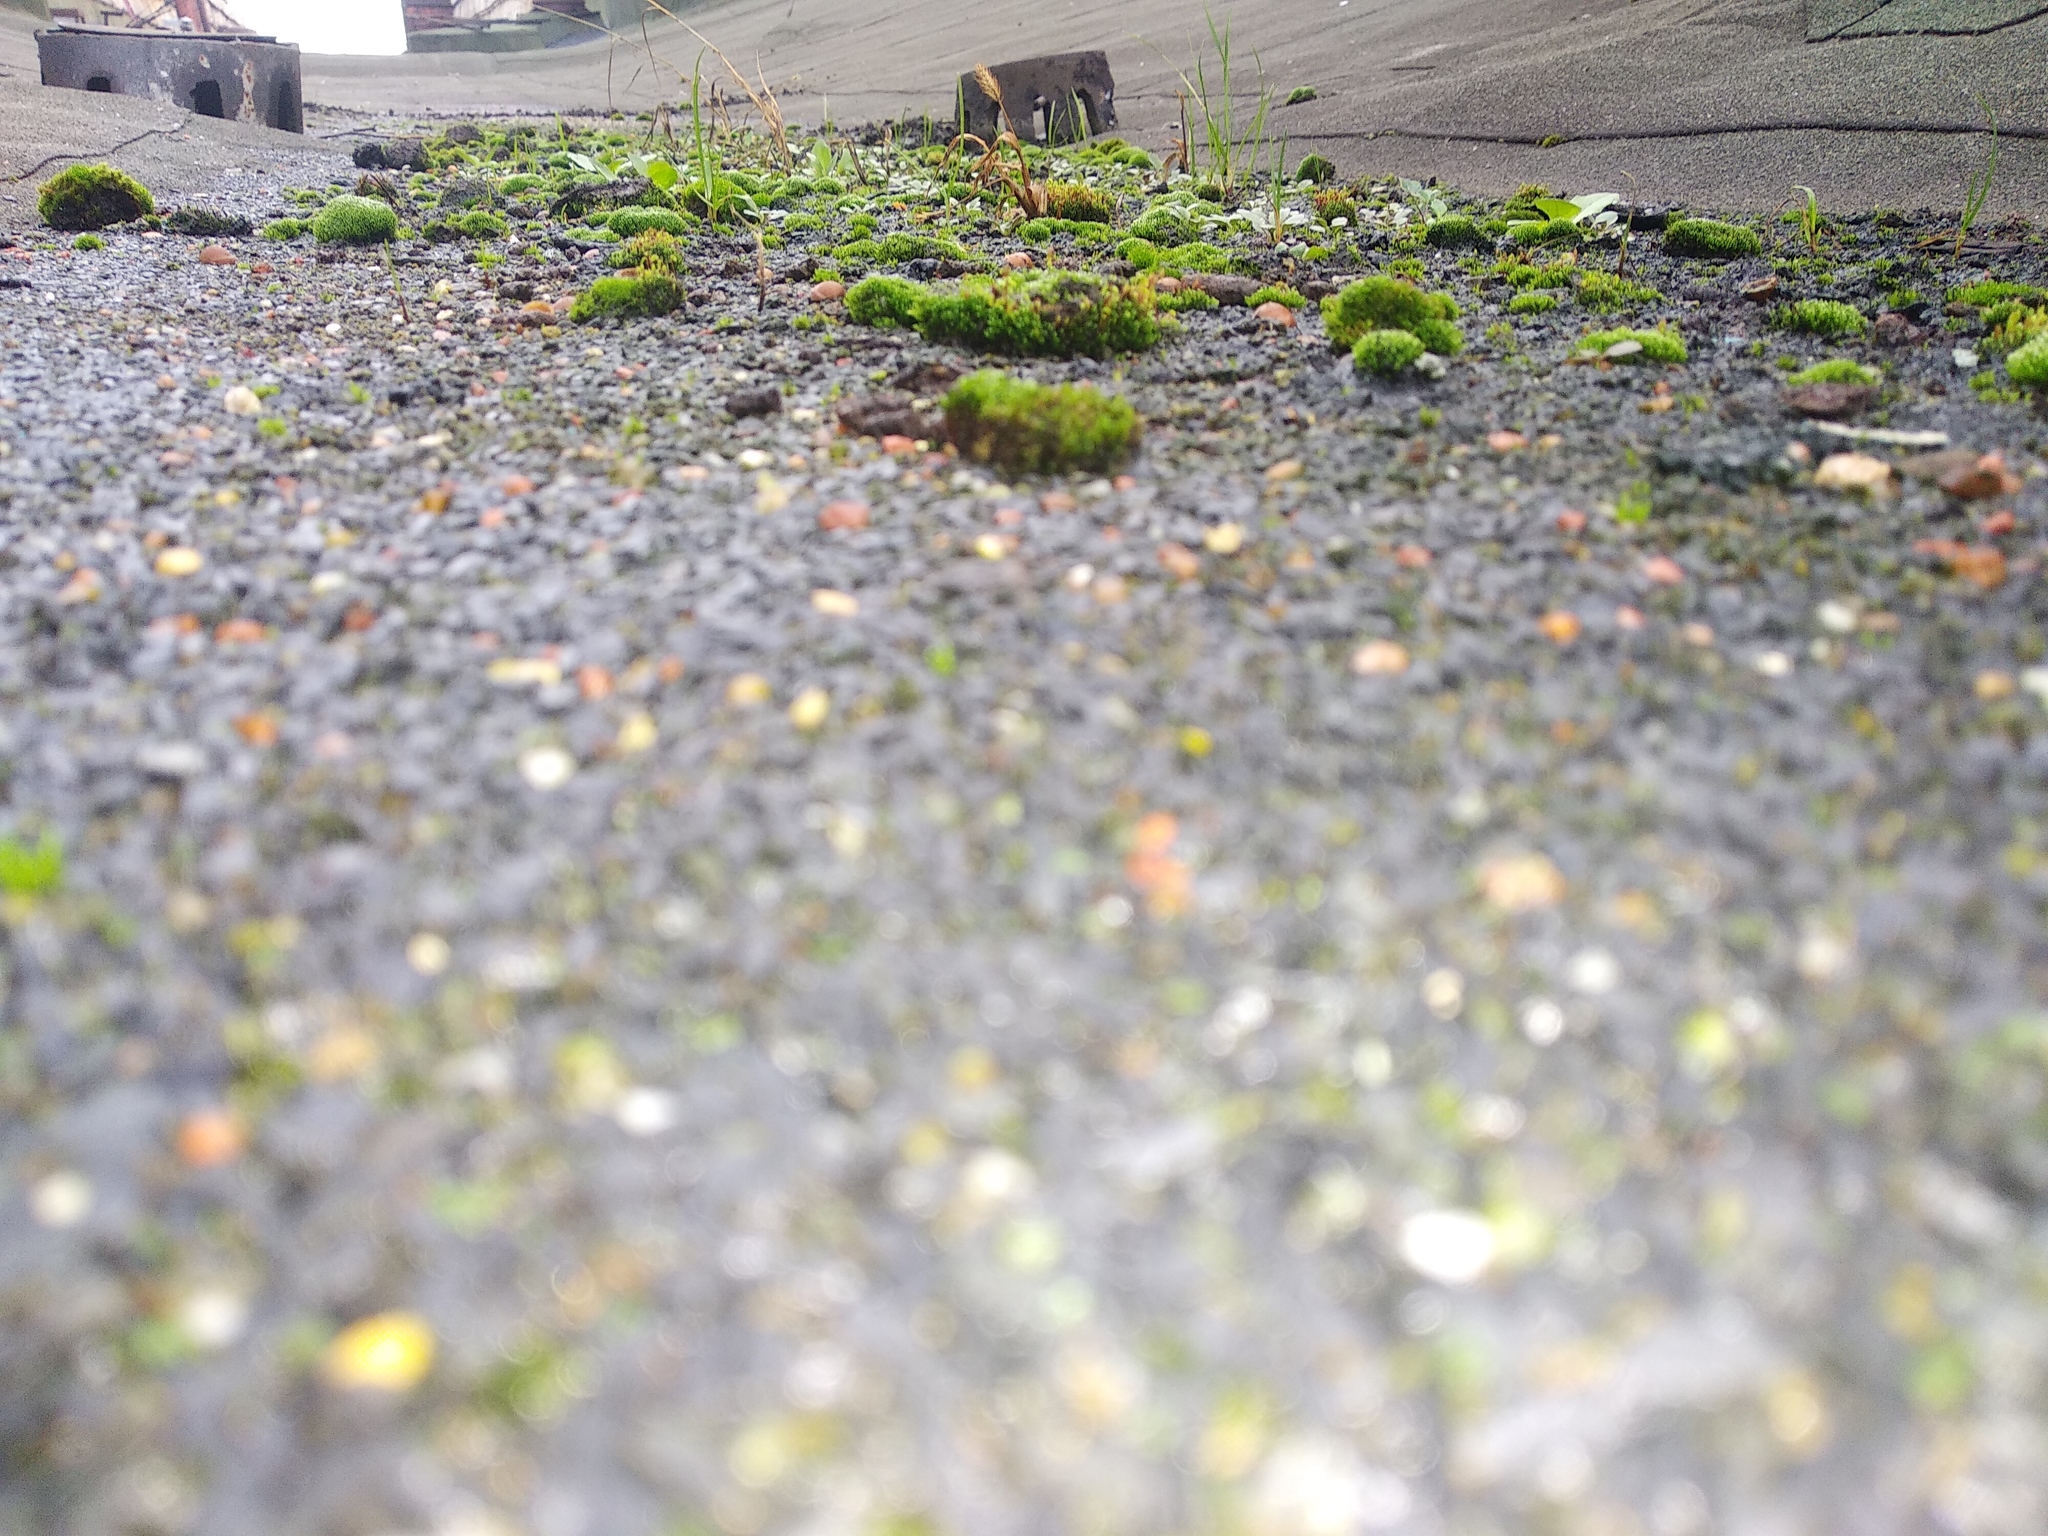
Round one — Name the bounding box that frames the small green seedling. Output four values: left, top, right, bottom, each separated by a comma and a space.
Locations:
1504, 192, 1619, 246
0, 831, 63, 897
1957, 96, 1999, 259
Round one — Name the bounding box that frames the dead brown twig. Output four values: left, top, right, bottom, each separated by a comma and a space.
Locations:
968, 64, 1047, 221
755, 227, 770, 315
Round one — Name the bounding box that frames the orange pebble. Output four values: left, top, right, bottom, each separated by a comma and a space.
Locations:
176, 1108, 245, 1168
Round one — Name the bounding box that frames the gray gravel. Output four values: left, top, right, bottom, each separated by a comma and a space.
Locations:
2, 168, 2048, 1536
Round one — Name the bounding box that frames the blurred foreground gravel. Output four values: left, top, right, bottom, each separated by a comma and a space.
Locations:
3, 187, 2048, 1536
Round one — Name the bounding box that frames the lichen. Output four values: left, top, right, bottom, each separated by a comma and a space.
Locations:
940, 371, 1140, 475
1321, 276, 1463, 355
38, 163, 154, 231
1663, 218, 1762, 259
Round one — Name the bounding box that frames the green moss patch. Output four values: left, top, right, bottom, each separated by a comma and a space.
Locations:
1787, 358, 1878, 386
1777, 299, 1867, 337
262, 218, 309, 242
38, 163, 154, 231
1576, 272, 1663, 313
846, 275, 925, 329
607, 207, 691, 238
569, 273, 686, 323
425, 210, 509, 243
1248, 285, 1306, 311
311, 195, 399, 246
1321, 276, 1463, 355
1423, 216, 1488, 250
2008, 336, 2048, 390
1044, 183, 1116, 223
941, 371, 1139, 476
1507, 292, 1558, 316
1663, 218, 1761, 259
918, 272, 1161, 358
1351, 329, 1427, 377
1578, 325, 1688, 364
844, 271, 1161, 357
1293, 154, 1337, 184
1130, 203, 1199, 246
1506, 218, 1580, 248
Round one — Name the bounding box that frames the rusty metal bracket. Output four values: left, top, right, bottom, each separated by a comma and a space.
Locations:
37, 24, 303, 133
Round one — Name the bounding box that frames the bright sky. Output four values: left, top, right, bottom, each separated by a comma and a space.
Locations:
227, 0, 408, 56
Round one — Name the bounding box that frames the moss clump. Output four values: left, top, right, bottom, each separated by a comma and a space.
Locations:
1578, 325, 1688, 364
1016, 218, 1118, 247
38, 163, 154, 231
1507, 291, 1558, 315
1985, 304, 2048, 358
1321, 276, 1463, 355
425, 210, 508, 242
1787, 358, 1877, 386
941, 371, 1139, 476
915, 272, 1161, 357
1294, 154, 1337, 184
1423, 215, 1488, 250
1949, 281, 2048, 308
1663, 218, 1762, 258
1501, 258, 1576, 291
846, 275, 927, 328
1248, 285, 1306, 310
1313, 189, 1358, 226
1130, 203, 1198, 246
2007, 335, 2048, 390
1044, 182, 1116, 223
1576, 272, 1663, 312
1158, 287, 1220, 313
568, 272, 686, 323
611, 230, 685, 274
1507, 218, 1580, 247
1147, 241, 1237, 275
1777, 299, 1867, 337
72, 233, 103, 252
1351, 329, 1427, 377
607, 207, 691, 238
262, 218, 309, 242
311, 195, 399, 246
